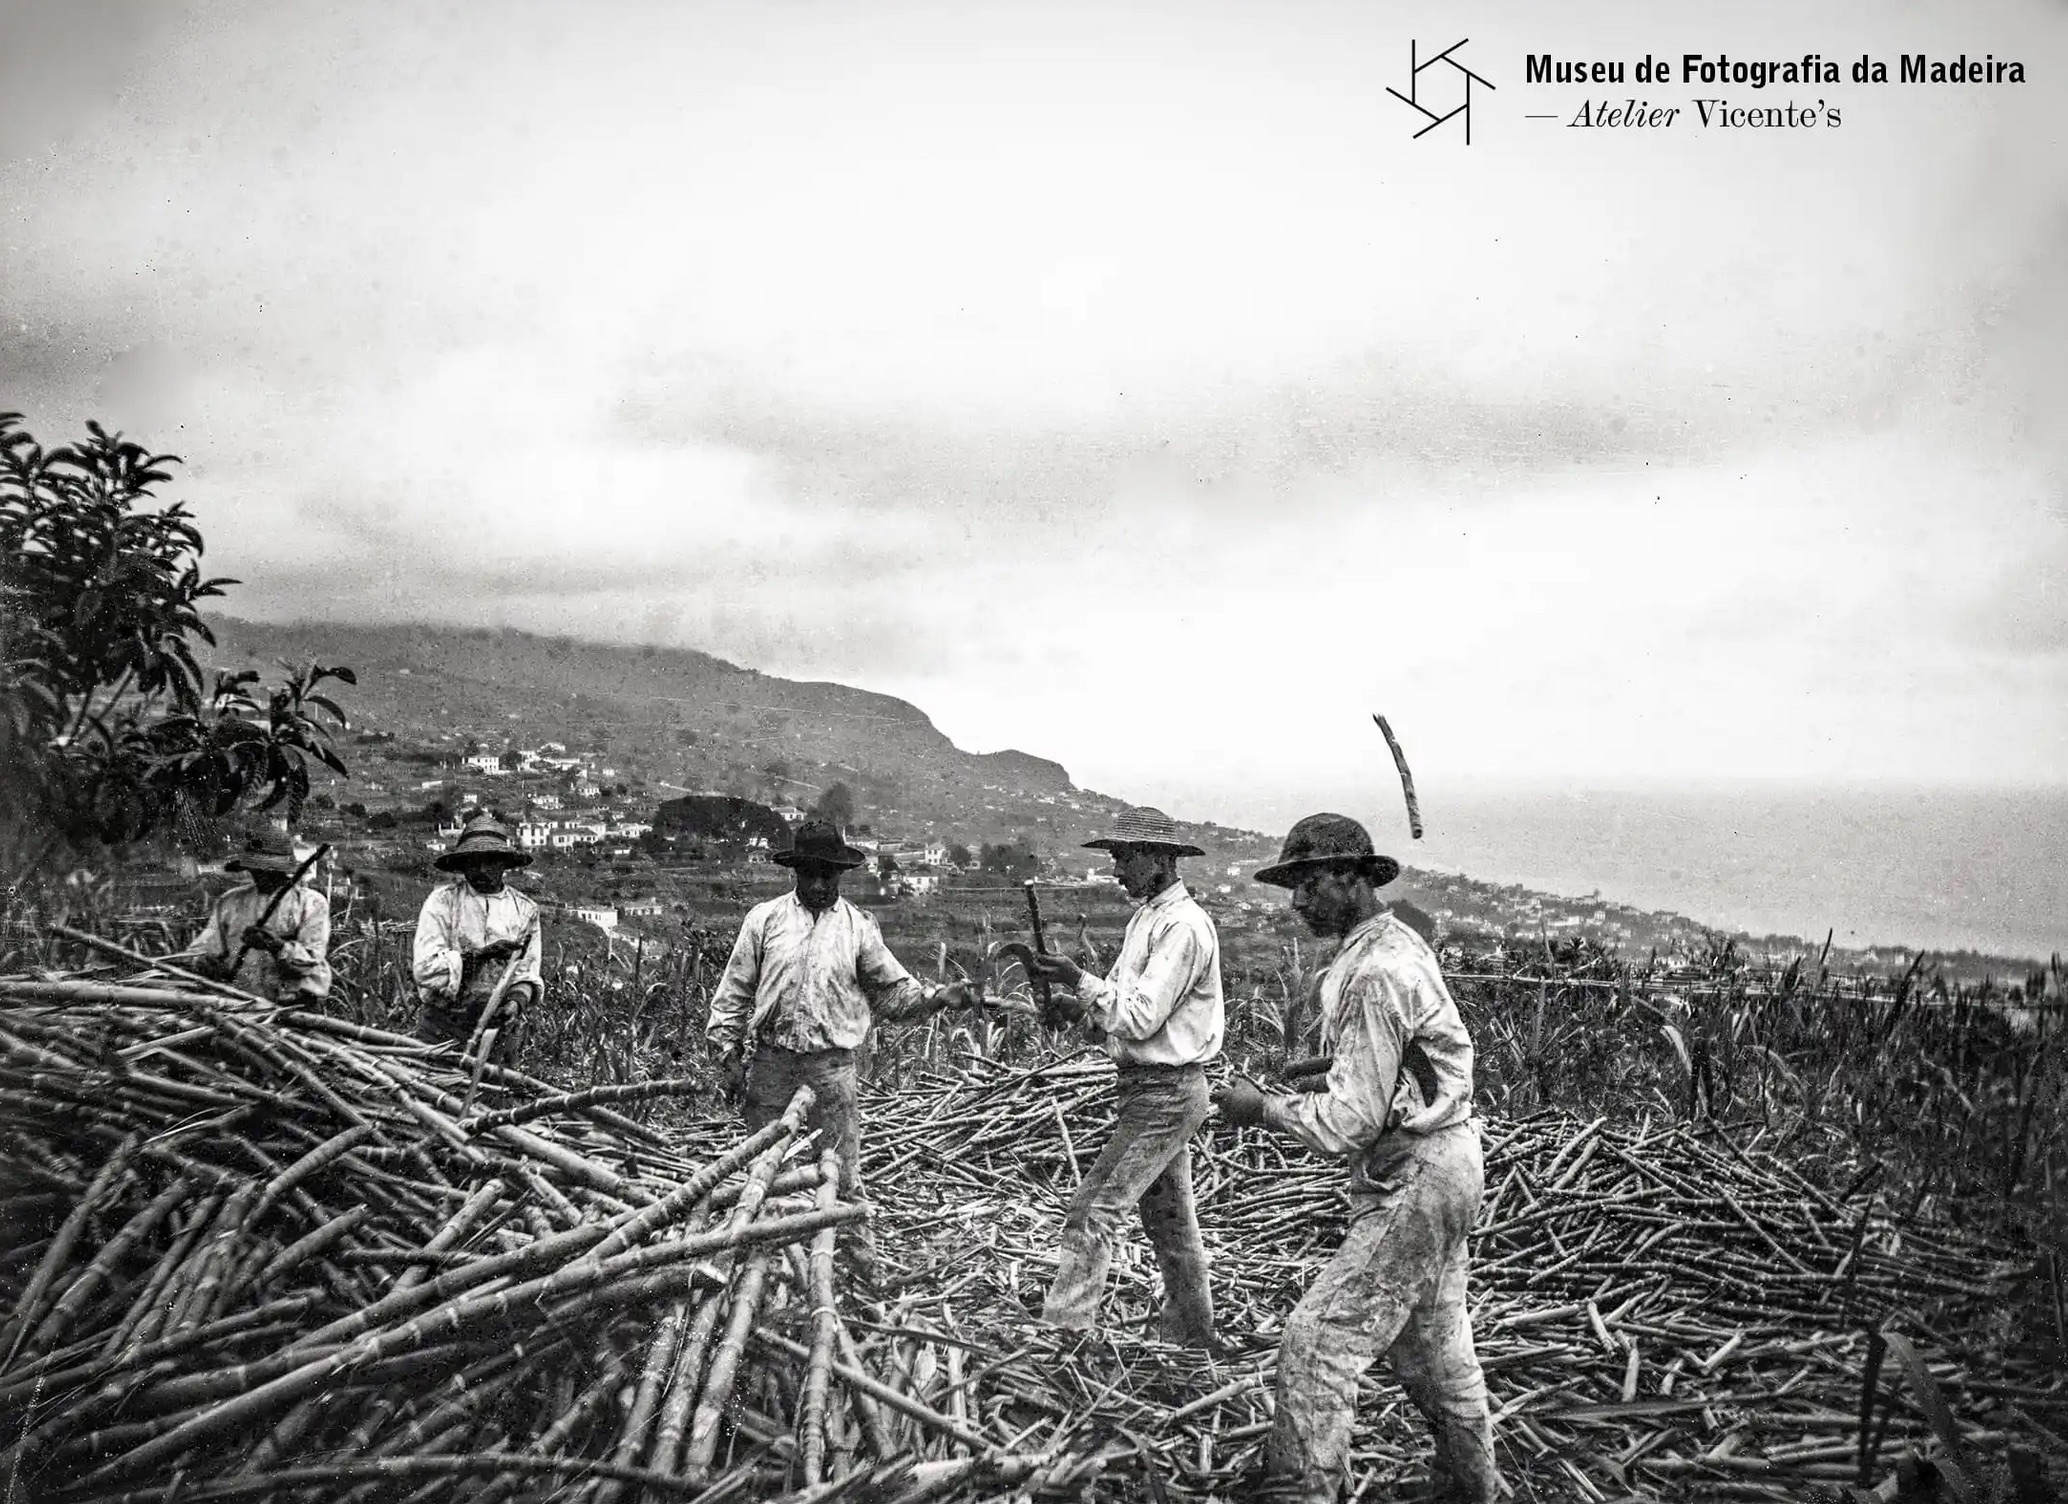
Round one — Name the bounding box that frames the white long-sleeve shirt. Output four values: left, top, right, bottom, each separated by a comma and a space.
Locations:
706, 893, 937, 1055
1073, 880, 1224, 1068
185, 883, 331, 1001
1265, 912, 1474, 1159
412, 881, 543, 1007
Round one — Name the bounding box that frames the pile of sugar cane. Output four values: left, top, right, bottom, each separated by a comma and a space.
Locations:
5, 976, 2060, 1504
0, 983, 1108, 1502
853, 1053, 2065, 1502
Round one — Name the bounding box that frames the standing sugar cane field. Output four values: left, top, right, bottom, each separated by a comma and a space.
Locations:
2, 881, 2063, 1502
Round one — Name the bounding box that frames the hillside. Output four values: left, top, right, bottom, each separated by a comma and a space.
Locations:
206, 618, 2017, 970
207, 617, 1255, 871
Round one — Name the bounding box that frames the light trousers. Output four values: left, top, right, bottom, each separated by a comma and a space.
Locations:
1267, 1122, 1497, 1503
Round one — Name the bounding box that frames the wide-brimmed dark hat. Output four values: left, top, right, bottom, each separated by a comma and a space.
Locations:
1255, 813, 1400, 889
225, 830, 303, 874
1082, 806, 1204, 857
774, 819, 867, 870
435, 815, 533, 871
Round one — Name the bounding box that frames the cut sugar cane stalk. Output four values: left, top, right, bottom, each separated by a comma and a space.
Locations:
1372, 713, 1424, 839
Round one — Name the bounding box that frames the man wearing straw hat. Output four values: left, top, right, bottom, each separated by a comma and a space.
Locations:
1023, 805, 1224, 1349
1214, 814, 1495, 1503
182, 829, 332, 1003
412, 813, 544, 1063
707, 818, 982, 1280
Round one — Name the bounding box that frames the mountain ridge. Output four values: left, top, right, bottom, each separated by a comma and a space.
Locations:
207, 617, 1201, 858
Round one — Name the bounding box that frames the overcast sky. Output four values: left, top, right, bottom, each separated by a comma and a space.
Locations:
5, 0, 2063, 832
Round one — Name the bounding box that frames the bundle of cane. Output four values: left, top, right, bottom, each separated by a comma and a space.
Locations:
0, 985, 1091, 1502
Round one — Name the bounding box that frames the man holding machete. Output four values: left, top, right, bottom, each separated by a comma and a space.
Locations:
1022, 806, 1224, 1349
1214, 813, 1495, 1503
706, 818, 984, 1283
412, 814, 544, 1064
181, 829, 333, 1003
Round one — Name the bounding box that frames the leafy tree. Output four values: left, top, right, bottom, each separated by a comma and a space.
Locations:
499, 748, 524, 770
876, 851, 900, 880
813, 781, 855, 829
946, 841, 972, 869
1, 414, 354, 872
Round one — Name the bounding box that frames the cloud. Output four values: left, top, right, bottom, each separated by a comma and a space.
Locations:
1, 0, 2063, 802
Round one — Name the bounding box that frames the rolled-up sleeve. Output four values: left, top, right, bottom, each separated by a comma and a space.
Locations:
274, 892, 332, 997
856, 915, 934, 1020
509, 904, 543, 997
412, 889, 461, 998
706, 915, 763, 1054
1265, 969, 1409, 1157
1075, 914, 1208, 1042
184, 898, 230, 966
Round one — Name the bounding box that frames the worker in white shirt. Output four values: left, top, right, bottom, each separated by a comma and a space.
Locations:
707, 819, 981, 1281
1025, 806, 1224, 1349
412, 815, 543, 1063
1215, 814, 1495, 1504
183, 830, 331, 1003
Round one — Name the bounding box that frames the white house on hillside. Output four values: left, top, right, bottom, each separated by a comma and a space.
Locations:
572, 905, 619, 931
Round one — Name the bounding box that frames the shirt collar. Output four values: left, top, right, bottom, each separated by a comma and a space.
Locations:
1143, 879, 1188, 911
1341, 909, 1396, 951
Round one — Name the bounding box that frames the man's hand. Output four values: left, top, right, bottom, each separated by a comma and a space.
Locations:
935, 981, 983, 1014
470, 938, 521, 963
1025, 952, 1085, 990
1040, 990, 1089, 1027
504, 981, 540, 1018
239, 925, 284, 955
715, 1047, 747, 1104
1213, 1077, 1273, 1129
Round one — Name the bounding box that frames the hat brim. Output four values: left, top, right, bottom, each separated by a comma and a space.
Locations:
1255, 854, 1402, 889
436, 849, 533, 871
1082, 838, 1205, 858
226, 854, 300, 874
773, 849, 867, 870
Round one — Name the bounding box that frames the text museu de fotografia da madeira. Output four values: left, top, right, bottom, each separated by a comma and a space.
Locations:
1523, 51, 2026, 131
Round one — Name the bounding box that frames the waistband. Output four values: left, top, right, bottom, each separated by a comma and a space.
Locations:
749, 1042, 856, 1065
1114, 1059, 1208, 1079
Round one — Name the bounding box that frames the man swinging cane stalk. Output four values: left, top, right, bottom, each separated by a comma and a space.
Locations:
1214, 814, 1496, 1503
1024, 806, 1224, 1349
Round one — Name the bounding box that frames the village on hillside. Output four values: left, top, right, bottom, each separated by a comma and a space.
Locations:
101, 703, 1979, 992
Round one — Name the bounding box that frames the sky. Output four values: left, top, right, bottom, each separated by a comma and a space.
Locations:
5, 0, 2065, 840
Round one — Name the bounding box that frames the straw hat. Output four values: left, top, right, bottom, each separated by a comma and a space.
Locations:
225, 830, 302, 874
774, 819, 868, 870
435, 815, 533, 871
1254, 813, 1401, 889
1081, 806, 1204, 857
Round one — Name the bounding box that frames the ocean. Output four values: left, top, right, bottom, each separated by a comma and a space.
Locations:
1193, 782, 2068, 964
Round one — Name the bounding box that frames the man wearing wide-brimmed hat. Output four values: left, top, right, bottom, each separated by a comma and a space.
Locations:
1022, 805, 1224, 1348
181, 830, 332, 1003
1214, 814, 1495, 1503
412, 814, 544, 1063
707, 818, 981, 1279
